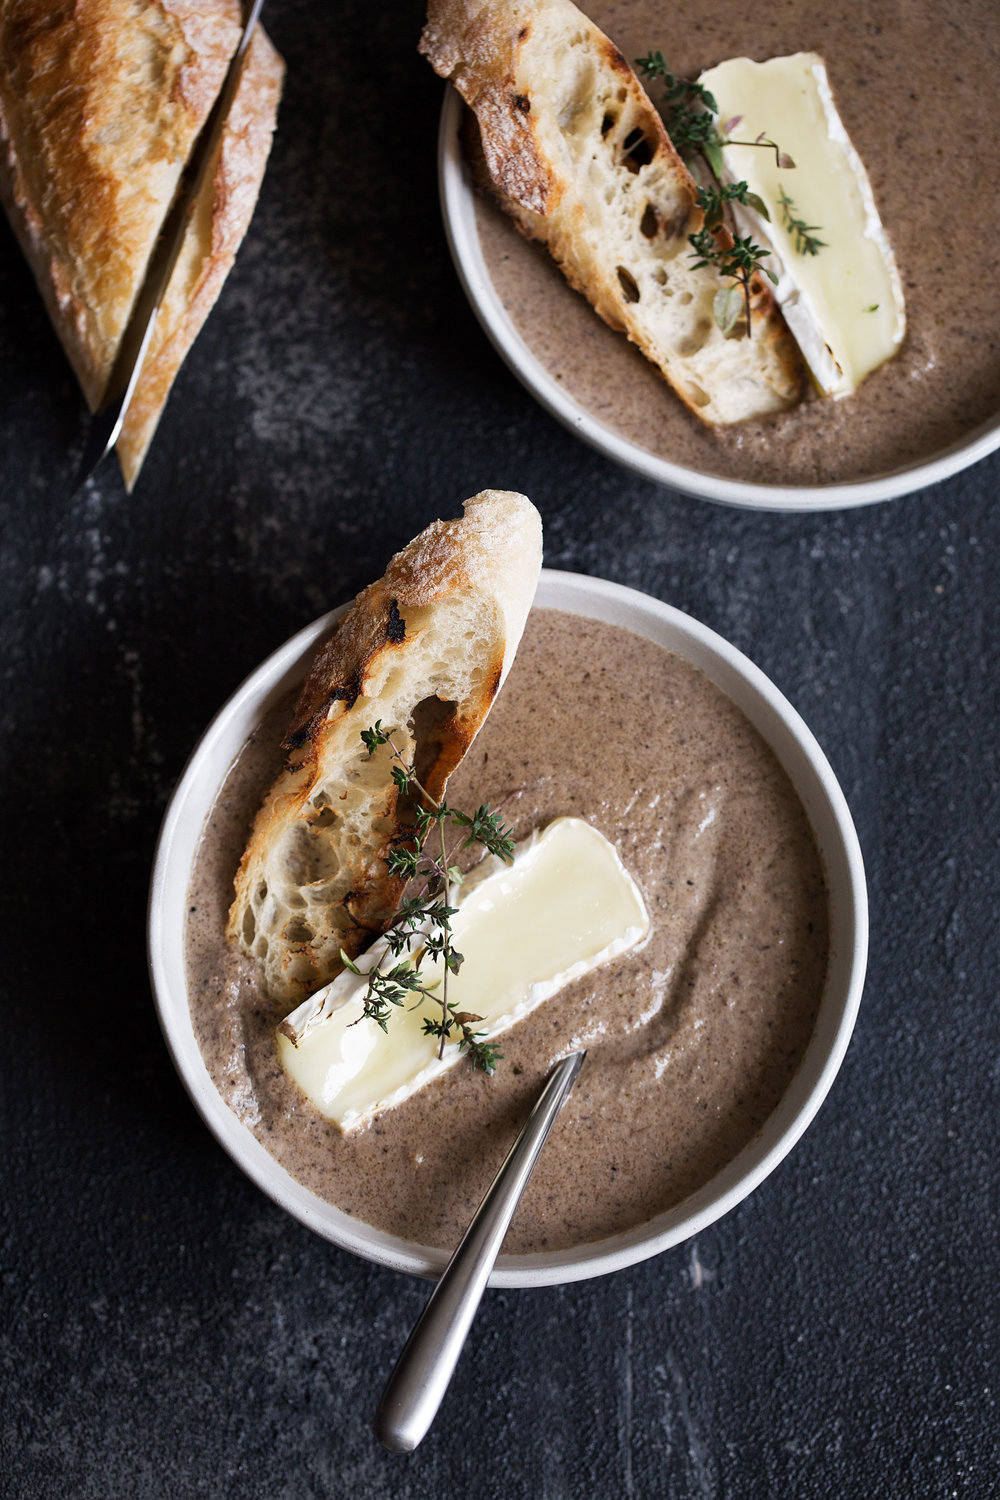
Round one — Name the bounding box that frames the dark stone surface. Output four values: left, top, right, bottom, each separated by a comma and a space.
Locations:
2, 3, 998, 1495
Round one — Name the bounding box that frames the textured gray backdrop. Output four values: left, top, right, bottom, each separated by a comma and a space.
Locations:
2, 3, 998, 1496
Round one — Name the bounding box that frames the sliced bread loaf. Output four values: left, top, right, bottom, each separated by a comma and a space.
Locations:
0, 0, 284, 487
228, 490, 543, 1009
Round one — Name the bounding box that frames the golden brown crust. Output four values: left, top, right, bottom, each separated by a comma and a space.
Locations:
285, 504, 525, 751
116, 26, 284, 486
0, 0, 284, 486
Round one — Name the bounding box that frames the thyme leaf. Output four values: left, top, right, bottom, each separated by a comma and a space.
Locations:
636, 52, 724, 173
637, 53, 807, 334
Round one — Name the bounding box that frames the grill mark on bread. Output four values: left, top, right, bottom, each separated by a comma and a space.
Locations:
386, 599, 406, 643
282, 672, 364, 752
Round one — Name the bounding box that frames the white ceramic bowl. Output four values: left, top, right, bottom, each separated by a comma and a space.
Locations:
438, 89, 1000, 513
148, 570, 867, 1286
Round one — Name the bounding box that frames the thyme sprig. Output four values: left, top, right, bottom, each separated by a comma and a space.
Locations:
637, 53, 798, 176
635, 52, 725, 173
689, 186, 778, 336
777, 185, 827, 257
636, 52, 822, 336
343, 721, 516, 1074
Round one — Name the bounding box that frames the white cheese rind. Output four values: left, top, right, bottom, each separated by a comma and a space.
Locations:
698, 52, 906, 397
275, 817, 649, 1132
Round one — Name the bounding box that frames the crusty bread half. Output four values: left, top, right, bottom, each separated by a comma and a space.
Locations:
0, 0, 284, 488
420, 0, 804, 424
228, 490, 543, 1009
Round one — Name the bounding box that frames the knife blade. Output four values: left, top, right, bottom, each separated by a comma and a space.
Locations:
68, 0, 266, 497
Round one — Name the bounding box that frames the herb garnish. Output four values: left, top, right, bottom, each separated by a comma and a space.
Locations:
637, 52, 798, 173
341, 721, 517, 1075
777, 186, 827, 257
636, 52, 823, 336
635, 53, 726, 173
687, 183, 777, 334
689, 224, 778, 336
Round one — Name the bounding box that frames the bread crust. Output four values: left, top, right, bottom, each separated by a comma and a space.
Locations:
228, 490, 543, 1009
0, 0, 284, 487
420, 0, 804, 424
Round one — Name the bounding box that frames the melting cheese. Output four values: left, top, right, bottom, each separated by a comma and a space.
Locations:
276, 817, 649, 1132
698, 52, 906, 396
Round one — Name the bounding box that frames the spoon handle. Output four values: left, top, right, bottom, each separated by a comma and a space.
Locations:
374, 1050, 586, 1454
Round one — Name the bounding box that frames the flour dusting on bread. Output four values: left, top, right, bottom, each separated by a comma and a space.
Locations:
228, 490, 543, 1009
420, 0, 804, 424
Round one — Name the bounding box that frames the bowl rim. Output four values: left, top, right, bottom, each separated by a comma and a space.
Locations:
148, 568, 868, 1287
437, 86, 1000, 514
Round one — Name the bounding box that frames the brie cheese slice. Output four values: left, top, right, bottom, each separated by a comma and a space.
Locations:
275, 817, 649, 1132
698, 52, 906, 396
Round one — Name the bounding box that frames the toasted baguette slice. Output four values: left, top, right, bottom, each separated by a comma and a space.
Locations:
420, 0, 804, 424
0, 0, 284, 488
228, 490, 543, 1009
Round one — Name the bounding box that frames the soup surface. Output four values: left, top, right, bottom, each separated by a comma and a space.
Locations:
473, 0, 1000, 486
185, 609, 829, 1254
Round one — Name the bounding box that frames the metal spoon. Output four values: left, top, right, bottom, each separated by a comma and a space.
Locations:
374, 1050, 586, 1454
